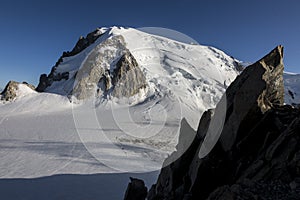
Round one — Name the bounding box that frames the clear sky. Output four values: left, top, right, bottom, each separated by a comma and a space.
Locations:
0, 0, 299, 88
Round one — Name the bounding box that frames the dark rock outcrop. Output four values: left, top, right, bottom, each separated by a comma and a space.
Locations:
1, 81, 35, 101
36, 72, 69, 92
63, 28, 103, 58
144, 46, 300, 199
124, 177, 148, 200
36, 74, 48, 92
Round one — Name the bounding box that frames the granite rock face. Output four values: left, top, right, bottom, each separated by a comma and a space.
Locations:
70, 35, 147, 100
112, 52, 147, 98
143, 46, 300, 199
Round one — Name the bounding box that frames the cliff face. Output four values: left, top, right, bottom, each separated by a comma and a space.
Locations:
111, 52, 147, 98
70, 36, 147, 100
143, 46, 300, 199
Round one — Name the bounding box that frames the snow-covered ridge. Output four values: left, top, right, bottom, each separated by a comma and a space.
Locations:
0, 27, 242, 179
37, 26, 240, 129
1, 27, 299, 184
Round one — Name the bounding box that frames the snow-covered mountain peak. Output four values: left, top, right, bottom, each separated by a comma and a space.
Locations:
0, 27, 242, 173
36, 27, 240, 129
3, 27, 300, 179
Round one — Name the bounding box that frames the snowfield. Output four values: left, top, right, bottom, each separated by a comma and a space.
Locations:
45, 27, 240, 130
1, 27, 299, 200
284, 72, 300, 105
0, 27, 241, 177
0, 93, 162, 199
0, 26, 271, 199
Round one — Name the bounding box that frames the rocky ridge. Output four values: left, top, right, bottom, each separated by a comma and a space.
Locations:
69, 34, 147, 100
36, 28, 104, 92
1, 81, 35, 101
36, 28, 149, 101
125, 46, 300, 199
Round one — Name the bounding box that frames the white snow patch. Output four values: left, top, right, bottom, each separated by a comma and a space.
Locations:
284, 72, 300, 105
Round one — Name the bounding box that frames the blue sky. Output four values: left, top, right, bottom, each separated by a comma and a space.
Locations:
0, 0, 299, 88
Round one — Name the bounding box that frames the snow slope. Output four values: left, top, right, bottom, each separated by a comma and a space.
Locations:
284, 72, 300, 105
0, 26, 241, 176
38, 26, 241, 169
1, 27, 299, 200
45, 27, 240, 129
0, 27, 241, 199
0, 93, 163, 199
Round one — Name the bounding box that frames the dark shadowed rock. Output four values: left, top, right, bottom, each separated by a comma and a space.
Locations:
124, 177, 148, 200
146, 46, 300, 199
62, 28, 103, 58
219, 45, 284, 152
149, 118, 198, 200
36, 74, 51, 92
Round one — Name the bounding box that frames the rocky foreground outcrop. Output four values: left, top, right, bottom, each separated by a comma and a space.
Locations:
124, 177, 148, 200
124, 46, 300, 199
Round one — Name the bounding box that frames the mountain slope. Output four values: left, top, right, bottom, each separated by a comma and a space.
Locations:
37, 27, 240, 130
0, 27, 242, 179
284, 72, 300, 106
146, 46, 300, 200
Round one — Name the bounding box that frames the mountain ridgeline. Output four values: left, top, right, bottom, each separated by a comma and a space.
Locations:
36, 29, 148, 100
1, 27, 299, 108
4, 26, 242, 130
34, 27, 240, 105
